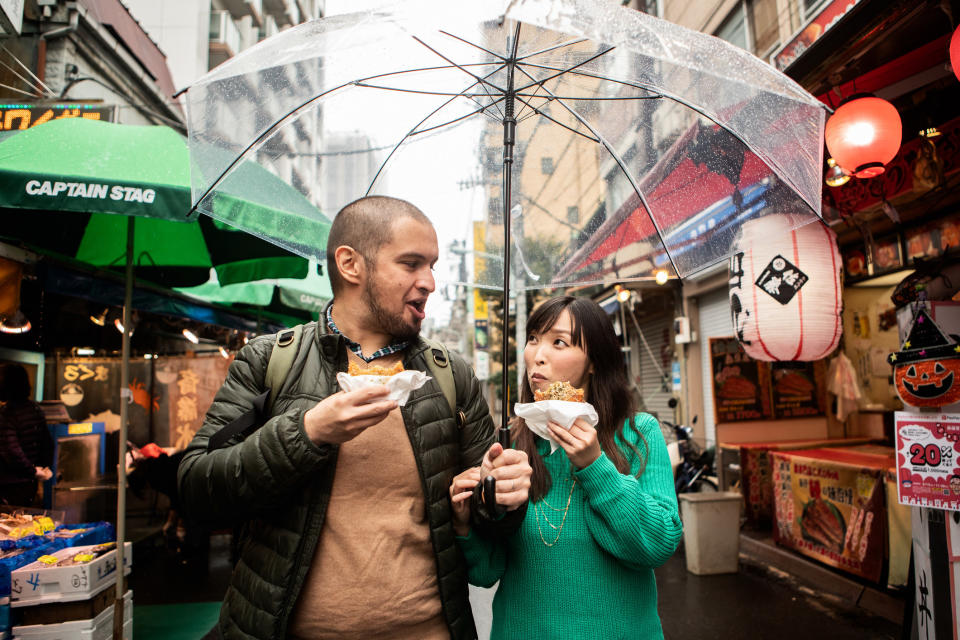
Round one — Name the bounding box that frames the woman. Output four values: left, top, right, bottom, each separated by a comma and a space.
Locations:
450, 296, 682, 639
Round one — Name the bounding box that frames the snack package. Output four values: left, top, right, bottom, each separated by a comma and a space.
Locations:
336, 362, 430, 407
515, 382, 598, 454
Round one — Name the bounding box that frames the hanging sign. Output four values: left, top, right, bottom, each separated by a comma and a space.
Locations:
895, 411, 960, 512
0, 104, 115, 130
771, 0, 863, 71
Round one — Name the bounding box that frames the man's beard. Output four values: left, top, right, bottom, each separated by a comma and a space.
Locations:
364, 275, 421, 340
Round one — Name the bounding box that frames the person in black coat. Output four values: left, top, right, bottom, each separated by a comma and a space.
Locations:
0, 364, 53, 507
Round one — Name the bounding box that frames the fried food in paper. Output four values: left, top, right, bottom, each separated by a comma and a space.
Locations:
534, 380, 585, 402
347, 362, 404, 377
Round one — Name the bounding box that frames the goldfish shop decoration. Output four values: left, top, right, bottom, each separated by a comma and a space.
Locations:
888, 307, 960, 408
729, 215, 842, 362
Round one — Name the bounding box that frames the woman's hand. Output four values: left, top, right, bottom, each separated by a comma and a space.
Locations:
547, 418, 601, 469
449, 466, 482, 536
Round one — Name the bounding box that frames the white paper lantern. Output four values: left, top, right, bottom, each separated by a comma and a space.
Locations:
729, 215, 842, 361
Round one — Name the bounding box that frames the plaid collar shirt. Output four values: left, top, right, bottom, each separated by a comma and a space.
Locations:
325, 304, 410, 363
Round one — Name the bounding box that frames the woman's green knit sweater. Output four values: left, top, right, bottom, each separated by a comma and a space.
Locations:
458, 413, 683, 640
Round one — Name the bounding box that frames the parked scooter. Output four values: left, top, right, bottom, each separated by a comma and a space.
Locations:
662, 400, 718, 494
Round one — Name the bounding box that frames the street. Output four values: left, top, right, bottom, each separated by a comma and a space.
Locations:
130, 533, 901, 639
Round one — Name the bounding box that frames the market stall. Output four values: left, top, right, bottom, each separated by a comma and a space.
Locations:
771, 446, 910, 587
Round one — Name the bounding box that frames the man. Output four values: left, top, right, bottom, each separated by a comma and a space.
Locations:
179, 196, 531, 640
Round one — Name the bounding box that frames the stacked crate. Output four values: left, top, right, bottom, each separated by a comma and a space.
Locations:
9, 543, 132, 640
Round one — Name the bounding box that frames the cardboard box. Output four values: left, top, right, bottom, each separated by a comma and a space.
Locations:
10, 544, 131, 607
12, 591, 130, 640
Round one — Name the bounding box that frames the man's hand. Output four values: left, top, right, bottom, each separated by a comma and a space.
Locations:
449, 466, 481, 536
479, 443, 532, 510
303, 386, 397, 445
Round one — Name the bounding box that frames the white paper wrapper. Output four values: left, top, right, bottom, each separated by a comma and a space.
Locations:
336, 370, 431, 407
514, 400, 599, 454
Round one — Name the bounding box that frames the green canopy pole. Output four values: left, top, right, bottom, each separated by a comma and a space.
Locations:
113, 217, 133, 640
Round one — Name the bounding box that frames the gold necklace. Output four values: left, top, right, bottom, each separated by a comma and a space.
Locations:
534, 477, 577, 547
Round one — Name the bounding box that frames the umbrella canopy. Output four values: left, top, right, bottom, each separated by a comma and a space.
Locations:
176, 261, 333, 317
183, 0, 827, 432
0, 118, 331, 286
185, 0, 824, 285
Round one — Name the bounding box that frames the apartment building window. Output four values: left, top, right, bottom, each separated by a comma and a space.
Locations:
716, 0, 779, 57
541, 157, 555, 175
803, 0, 830, 19
567, 206, 580, 224
210, 10, 241, 55
750, 0, 779, 57
716, 4, 748, 51
634, 0, 661, 17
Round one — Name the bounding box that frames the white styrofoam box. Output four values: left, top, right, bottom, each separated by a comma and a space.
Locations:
12, 592, 131, 640
12, 591, 131, 640
11, 544, 132, 606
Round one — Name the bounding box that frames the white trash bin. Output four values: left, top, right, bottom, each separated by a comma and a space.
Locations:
678, 492, 742, 575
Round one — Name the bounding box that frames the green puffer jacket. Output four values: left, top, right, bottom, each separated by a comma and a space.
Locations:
178, 320, 511, 639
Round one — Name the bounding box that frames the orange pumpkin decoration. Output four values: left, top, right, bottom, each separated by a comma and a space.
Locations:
889, 308, 960, 407
894, 359, 960, 407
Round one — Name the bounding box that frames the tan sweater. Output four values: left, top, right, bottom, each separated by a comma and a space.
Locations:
287, 353, 447, 639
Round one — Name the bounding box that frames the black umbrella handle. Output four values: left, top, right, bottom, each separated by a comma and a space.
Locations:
471, 426, 513, 518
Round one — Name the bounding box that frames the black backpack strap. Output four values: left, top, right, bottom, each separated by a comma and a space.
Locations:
206, 389, 270, 451
206, 325, 303, 452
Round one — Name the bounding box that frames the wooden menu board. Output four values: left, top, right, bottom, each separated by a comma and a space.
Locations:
710, 337, 772, 422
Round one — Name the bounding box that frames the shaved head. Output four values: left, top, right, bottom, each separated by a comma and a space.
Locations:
326, 196, 432, 295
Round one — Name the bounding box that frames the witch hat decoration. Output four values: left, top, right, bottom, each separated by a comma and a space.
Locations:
888, 307, 960, 407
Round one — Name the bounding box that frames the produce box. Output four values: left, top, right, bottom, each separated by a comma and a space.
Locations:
10, 544, 131, 607
12, 591, 131, 640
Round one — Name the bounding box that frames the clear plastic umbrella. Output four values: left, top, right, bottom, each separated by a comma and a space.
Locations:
184, 0, 826, 427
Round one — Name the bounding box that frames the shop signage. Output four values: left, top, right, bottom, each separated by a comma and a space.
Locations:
772, 448, 887, 582
895, 412, 960, 512
710, 337, 772, 422
710, 337, 826, 422
0, 104, 115, 130
771, 0, 863, 71
771, 361, 825, 419
56, 356, 231, 449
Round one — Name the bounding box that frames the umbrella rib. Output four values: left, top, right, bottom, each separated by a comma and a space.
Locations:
411, 35, 506, 119
411, 35, 506, 95
520, 62, 812, 209
439, 30, 507, 62
408, 100, 505, 137
512, 93, 599, 143
515, 37, 591, 62
352, 83, 502, 99
512, 47, 616, 95
515, 92, 663, 101
366, 64, 509, 196
513, 63, 681, 278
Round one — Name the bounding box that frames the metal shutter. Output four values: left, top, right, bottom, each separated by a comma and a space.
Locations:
698, 287, 734, 446
634, 312, 674, 422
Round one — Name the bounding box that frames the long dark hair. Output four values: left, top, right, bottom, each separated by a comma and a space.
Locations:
514, 296, 647, 502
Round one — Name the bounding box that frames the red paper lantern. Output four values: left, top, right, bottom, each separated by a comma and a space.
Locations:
824, 95, 901, 179
951, 25, 960, 81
